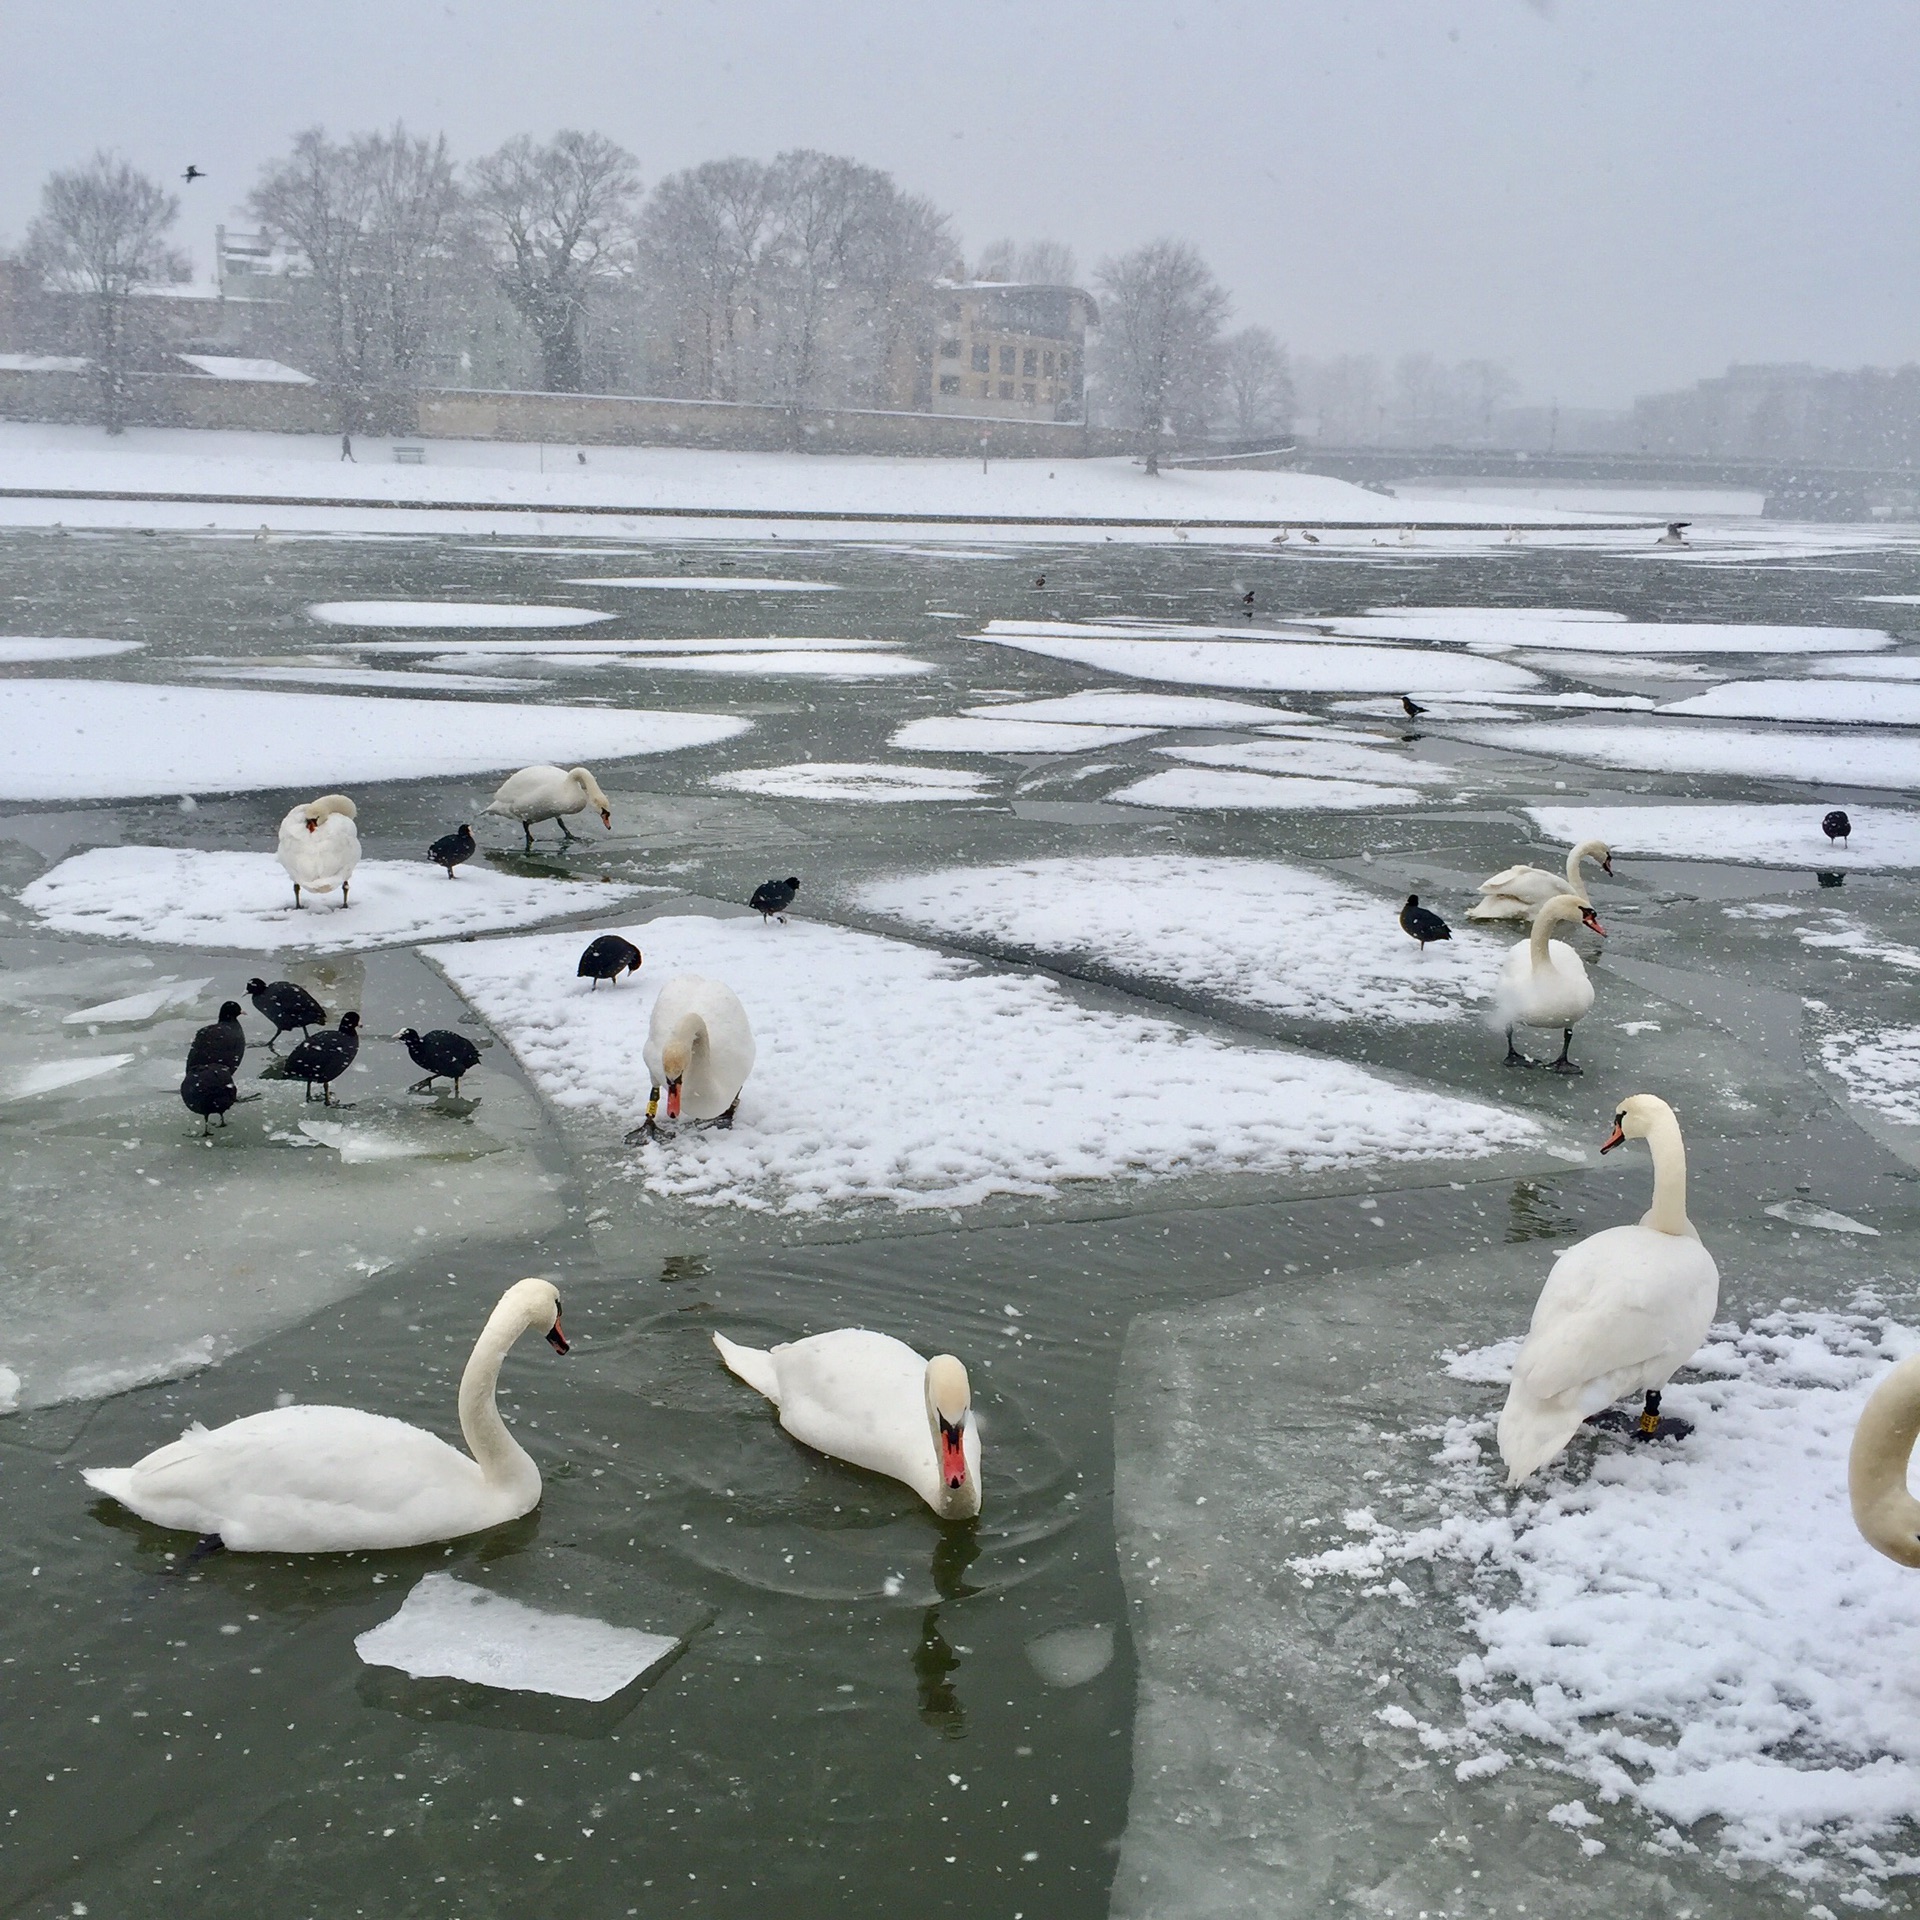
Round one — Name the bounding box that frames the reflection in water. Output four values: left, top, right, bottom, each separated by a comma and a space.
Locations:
658, 1253, 711, 1285
931, 1523, 981, 1600
913, 1609, 965, 1738
1505, 1178, 1573, 1244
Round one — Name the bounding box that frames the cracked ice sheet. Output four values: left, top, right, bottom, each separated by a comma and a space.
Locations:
1664, 679, 1920, 725
1107, 767, 1425, 810
1288, 1309, 1920, 1901
307, 600, 611, 627
0, 637, 142, 663
21, 848, 639, 952
1526, 803, 1920, 870
710, 762, 994, 803
961, 691, 1297, 727
893, 715, 1159, 753
855, 856, 1506, 1023
427, 915, 1538, 1214
0, 680, 748, 801
1822, 1025, 1920, 1123
1320, 608, 1891, 654
1155, 737, 1454, 786
1456, 719, 1920, 791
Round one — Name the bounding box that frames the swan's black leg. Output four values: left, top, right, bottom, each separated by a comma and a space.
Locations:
292, 882, 302, 908
1503, 1026, 1533, 1069
1635, 1388, 1693, 1442
522, 821, 534, 851
558, 816, 578, 841
1547, 1027, 1583, 1075
341, 877, 350, 907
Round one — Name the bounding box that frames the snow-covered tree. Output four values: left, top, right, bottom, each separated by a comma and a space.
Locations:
1093, 239, 1230, 471
1217, 326, 1294, 439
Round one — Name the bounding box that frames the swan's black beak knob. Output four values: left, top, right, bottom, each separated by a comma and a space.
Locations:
546, 1317, 571, 1355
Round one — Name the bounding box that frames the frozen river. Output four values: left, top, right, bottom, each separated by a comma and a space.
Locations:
6, 517, 1920, 1916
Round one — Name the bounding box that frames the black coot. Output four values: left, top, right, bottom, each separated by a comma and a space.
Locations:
749, 876, 800, 923
186, 1001, 247, 1076
397, 1026, 483, 1095
429, 823, 476, 877
1823, 809, 1852, 846
180, 1067, 238, 1133
285, 1011, 361, 1104
577, 934, 642, 988
247, 977, 324, 1051
1400, 894, 1452, 950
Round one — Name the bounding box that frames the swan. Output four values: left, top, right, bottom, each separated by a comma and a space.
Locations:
483, 765, 612, 850
626, 973, 755, 1138
276, 793, 360, 909
1468, 838, 1613, 922
1497, 1094, 1719, 1485
712, 1329, 981, 1520
81, 1279, 570, 1551
1495, 893, 1598, 1072
1851, 1354, 1920, 1566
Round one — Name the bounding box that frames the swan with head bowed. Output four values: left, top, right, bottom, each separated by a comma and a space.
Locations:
1850, 1354, 1920, 1567
276, 793, 360, 909
81, 1279, 571, 1551
625, 973, 755, 1140
1498, 1095, 1719, 1484
483, 764, 612, 850
713, 1329, 981, 1519
1494, 893, 1601, 1072
1469, 838, 1613, 923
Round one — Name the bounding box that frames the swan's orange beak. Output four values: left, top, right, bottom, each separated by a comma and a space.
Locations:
1581, 908, 1607, 936
1600, 1121, 1626, 1155
599, 809, 612, 830
938, 1415, 968, 1490
665, 1077, 681, 1120
546, 1315, 570, 1355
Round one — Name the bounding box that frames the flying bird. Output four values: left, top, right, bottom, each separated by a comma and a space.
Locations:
1399, 895, 1452, 950
1823, 809, 1852, 847
1401, 695, 1427, 720
749, 876, 800, 923
1657, 521, 1691, 546
182, 165, 205, 184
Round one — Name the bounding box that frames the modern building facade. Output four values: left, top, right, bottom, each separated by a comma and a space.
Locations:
928, 282, 1096, 422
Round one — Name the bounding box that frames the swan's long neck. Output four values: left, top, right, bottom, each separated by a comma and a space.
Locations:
1643, 1110, 1691, 1236
1850, 1355, 1920, 1566
1529, 905, 1566, 966
1565, 844, 1588, 888
457, 1302, 539, 1489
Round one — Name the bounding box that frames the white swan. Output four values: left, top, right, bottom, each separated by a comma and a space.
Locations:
1495, 893, 1597, 1072
81, 1279, 570, 1551
1468, 838, 1613, 922
1498, 1094, 1719, 1484
276, 793, 360, 909
483, 764, 612, 850
713, 1328, 981, 1520
627, 973, 755, 1137
1850, 1355, 1920, 1566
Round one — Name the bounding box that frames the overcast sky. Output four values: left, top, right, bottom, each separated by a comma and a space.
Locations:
6, 0, 1916, 407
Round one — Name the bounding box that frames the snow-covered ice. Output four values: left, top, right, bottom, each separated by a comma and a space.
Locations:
1810, 654, 1920, 680
307, 600, 612, 628
3, 1053, 136, 1100
0, 680, 748, 800
855, 857, 1506, 1022
0, 637, 142, 663
1157, 737, 1455, 785
892, 715, 1159, 754
1664, 679, 1920, 725
1108, 768, 1426, 810
428, 915, 1540, 1213
961, 691, 1294, 727
1323, 608, 1890, 655
334, 635, 896, 657
625, 650, 931, 678
190, 663, 546, 692
355, 1573, 679, 1701
1458, 719, 1920, 790
1821, 1026, 1920, 1124
709, 763, 995, 803
558, 575, 838, 591
1525, 803, 1920, 869
22, 849, 640, 952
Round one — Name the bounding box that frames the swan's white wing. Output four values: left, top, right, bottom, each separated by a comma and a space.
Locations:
772, 1330, 935, 1493
1476, 864, 1541, 896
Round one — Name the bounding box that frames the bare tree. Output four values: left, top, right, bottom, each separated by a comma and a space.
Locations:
1218, 326, 1294, 439
971, 237, 1078, 285
363, 126, 463, 383
1093, 239, 1229, 472
469, 131, 641, 392
847, 185, 953, 408
25, 153, 186, 433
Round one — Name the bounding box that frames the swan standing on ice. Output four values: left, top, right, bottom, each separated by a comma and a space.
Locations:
82, 1278, 571, 1551
712, 1329, 981, 1520
1851, 1354, 1920, 1565
1495, 893, 1599, 1073
276, 793, 360, 909
1468, 838, 1613, 923
626, 974, 755, 1138
483, 765, 612, 850
1498, 1095, 1719, 1485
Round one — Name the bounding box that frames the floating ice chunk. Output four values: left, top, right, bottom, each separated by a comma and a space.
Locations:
1763, 1200, 1878, 1235
1327, 610, 1889, 654
334, 636, 896, 656
23, 849, 642, 953
1108, 768, 1423, 811
63, 977, 213, 1025
0, 637, 142, 663
1158, 737, 1453, 785
297, 1122, 501, 1164
1666, 680, 1920, 725
0, 1366, 18, 1414
355, 1573, 679, 1701
710, 762, 994, 803
1026, 1624, 1115, 1688
307, 601, 611, 628
962, 692, 1295, 727
1823, 1025, 1920, 1125
625, 650, 931, 678
894, 715, 1158, 753
1460, 720, 1920, 791
1526, 802, 1920, 870
558, 575, 837, 591
4, 1053, 135, 1099
190, 663, 546, 692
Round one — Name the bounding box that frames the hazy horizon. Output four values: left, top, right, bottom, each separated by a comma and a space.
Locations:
6, 0, 1915, 411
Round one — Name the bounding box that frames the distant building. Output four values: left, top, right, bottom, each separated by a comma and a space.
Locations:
214, 227, 296, 302
927, 282, 1095, 422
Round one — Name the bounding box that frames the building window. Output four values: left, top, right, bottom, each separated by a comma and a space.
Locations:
999, 379, 1014, 399
1043, 350, 1056, 376
939, 337, 961, 358
938, 374, 961, 394
1022, 382, 1037, 404
972, 343, 991, 373
999, 346, 1016, 374
1023, 348, 1038, 376
1059, 351, 1075, 378
978, 380, 991, 399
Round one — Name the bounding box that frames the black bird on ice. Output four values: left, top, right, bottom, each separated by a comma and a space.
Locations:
180, 1067, 238, 1133
1401, 695, 1427, 720
185, 1001, 247, 1077
396, 1027, 482, 1096
285, 1011, 361, 1104
1823, 809, 1852, 847
1400, 895, 1452, 950
750, 876, 800, 923
577, 934, 643, 987
246, 977, 324, 1051
428, 823, 475, 877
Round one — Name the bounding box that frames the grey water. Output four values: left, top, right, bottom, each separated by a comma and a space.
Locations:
4, 525, 1920, 1917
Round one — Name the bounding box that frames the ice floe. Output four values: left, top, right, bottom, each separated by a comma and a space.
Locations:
62, 977, 214, 1025
1821, 1026, 1920, 1124
1664, 679, 1920, 725
558, 575, 837, 592
709, 762, 994, 803
1288, 1308, 1920, 1897
626, 650, 931, 677
307, 600, 611, 628
190, 662, 546, 692
1525, 803, 1920, 869
331, 636, 896, 657
355, 1573, 679, 1700
3, 1054, 136, 1100
962, 691, 1293, 727
1322, 608, 1891, 654
1809, 654, 1920, 680
1108, 769, 1426, 811
430, 914, 1539, 1212
0, 637, 143, 663
1458, 719, 1920, 790
1156, 738, 1454, 785
22, 848, 638, 952
1025, 1624, 1116, 1688
856, 856, 1506, 1021
893, 715, 1158, 754
0, 680, 747, 800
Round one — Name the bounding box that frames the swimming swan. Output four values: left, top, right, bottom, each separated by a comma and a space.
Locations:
1849, 1354, 1920, 1566
81, 1279, 570, 1551
276, 793, 360, 909
712, 1328, 981, 1519
627, 974, 755, 1138
1495, 893, 1599, 1072
483, 765, 612, 850
1497, 1095, 1719, 1484
1469, 838, 1613, 922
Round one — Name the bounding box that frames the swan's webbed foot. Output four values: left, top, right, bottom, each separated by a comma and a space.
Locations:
703, 1095, 741, 1132
1503, 1028, 1534, 1069
624, 1118, 659, 1146
1547, 1029, 1582, 1075
558, 817, 579, 842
